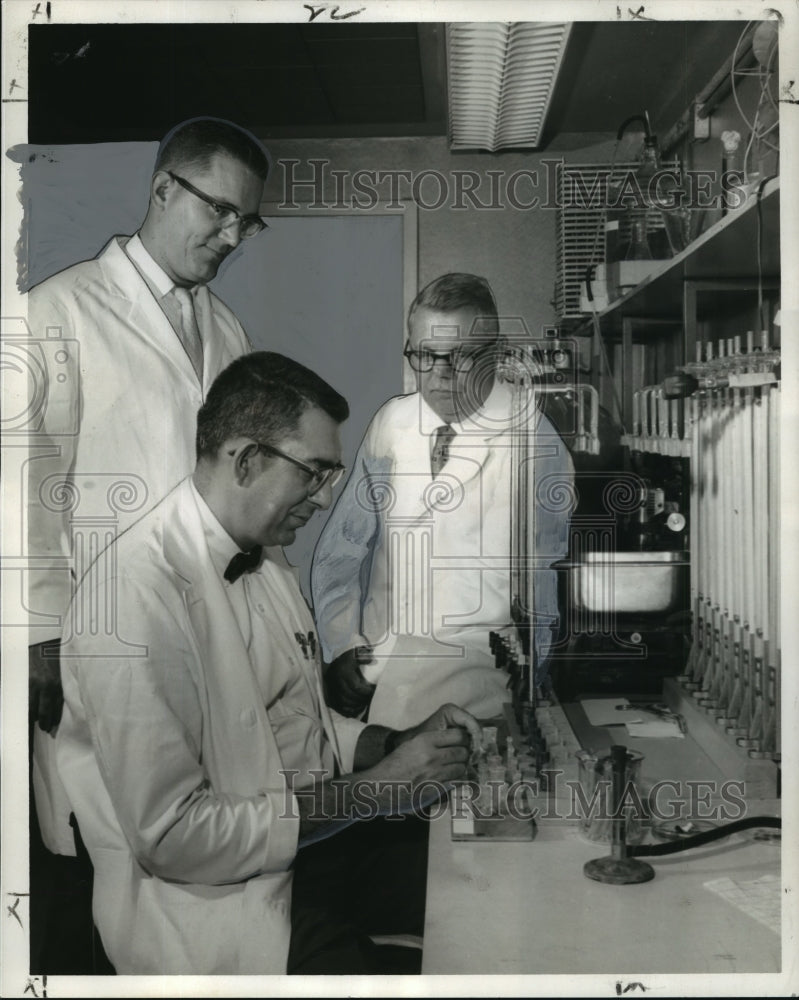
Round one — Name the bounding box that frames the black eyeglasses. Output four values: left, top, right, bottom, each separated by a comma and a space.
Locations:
257, 443, 345, 495
168, 171, 266, 239
403, 342, 490, 374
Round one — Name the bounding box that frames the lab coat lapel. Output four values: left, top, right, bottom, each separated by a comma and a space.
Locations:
441, 438, 490, 489
391, 418, 438, 516
442, 381, 517, 486
312, 665, 344, 770
262, 548, 346, 772
97, 237, 202, 388
395, 393, 498, 514
161, 481, 283, 797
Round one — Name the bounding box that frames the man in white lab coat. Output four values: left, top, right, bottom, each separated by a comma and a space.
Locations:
311, 273, 574, 728
26, 117, 269, 971
56, 352, 478, 975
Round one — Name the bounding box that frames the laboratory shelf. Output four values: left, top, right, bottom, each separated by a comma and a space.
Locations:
575, 176, 780, 337
573, 175, 780, 431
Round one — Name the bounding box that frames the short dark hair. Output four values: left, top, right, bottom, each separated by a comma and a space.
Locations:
196, 352, 349, 459
408, 273, 499, 337
156, 117, 270, 182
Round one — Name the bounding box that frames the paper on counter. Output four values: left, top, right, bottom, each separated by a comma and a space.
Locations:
626, 718, 685, 739
581, 698, 643, 727
703, 873, 780, 935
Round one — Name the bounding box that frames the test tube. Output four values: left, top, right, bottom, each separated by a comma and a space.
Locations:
482, 726, 499, 756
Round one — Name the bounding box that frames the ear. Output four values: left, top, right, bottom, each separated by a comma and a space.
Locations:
232, 440, 262, 486
150, 170, 173, 210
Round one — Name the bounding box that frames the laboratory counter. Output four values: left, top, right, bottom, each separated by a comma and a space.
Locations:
421, 701, 782, 976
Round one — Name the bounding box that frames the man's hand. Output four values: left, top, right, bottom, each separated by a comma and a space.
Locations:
367, 726, 471, 786
324, 646, 376, 717
29, 641, 64, 734
357, 704, 481, 798
297, 703, 480, 838
403, 702, 483, 749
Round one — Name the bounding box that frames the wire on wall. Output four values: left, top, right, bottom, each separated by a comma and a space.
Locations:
730, 20, 780, 181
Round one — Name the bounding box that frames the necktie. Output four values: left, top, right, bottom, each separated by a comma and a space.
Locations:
430, 424, 455, 477
170, 285, 204, 378
224, 545, 263, 583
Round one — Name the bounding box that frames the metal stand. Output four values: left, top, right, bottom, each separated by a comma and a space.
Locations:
583, 744, 655, 885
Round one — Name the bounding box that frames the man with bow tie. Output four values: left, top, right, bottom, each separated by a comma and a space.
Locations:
311, 273, 574, 728
55, 351, 480, 975
26, 116, 269, 971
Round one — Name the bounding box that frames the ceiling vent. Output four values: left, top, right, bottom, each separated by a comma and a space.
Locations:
446, 21, 572, 152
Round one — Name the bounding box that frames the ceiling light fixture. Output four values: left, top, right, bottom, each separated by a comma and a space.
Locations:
446, 21, 572, 152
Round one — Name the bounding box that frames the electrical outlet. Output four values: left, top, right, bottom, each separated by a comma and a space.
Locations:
693, 102, 710, 141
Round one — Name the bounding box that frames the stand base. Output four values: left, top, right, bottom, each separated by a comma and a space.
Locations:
583, 855, 655, 884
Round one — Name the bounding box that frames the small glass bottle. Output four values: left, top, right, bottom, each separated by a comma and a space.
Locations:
481, 726, 499, 757
624, 217, 653, 261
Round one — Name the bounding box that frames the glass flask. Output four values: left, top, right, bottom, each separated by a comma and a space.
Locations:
624, 217, 653, 260
575, 747, 647, 845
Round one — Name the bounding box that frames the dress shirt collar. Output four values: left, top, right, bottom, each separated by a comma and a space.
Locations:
417, 378, 513, 437
417, 393, 449, 437
188, 477, 243, 583
125, 232, 182, 298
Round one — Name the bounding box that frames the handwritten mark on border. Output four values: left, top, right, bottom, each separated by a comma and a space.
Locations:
304, 4, 366, 22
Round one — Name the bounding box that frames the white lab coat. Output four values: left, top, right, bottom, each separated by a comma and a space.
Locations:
27, 235, 251, 854
311, 383, 574, 729
57, 478, 364, 974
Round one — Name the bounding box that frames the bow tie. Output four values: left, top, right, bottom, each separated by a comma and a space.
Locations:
224, 546, 263, 583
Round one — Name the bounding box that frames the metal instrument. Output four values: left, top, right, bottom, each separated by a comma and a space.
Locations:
664, 332, 780, 760
494, 340, 600, 762
583, 744, 656, 884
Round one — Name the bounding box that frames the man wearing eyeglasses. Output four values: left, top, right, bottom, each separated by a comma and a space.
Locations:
312, 272, 574, 728
26, 117, 269, 972
55, 351, 479, 974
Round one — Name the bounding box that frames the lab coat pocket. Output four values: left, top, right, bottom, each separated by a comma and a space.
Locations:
92, 844, 293, 974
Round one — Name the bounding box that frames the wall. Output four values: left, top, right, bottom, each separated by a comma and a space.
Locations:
258, 134, 620, 337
